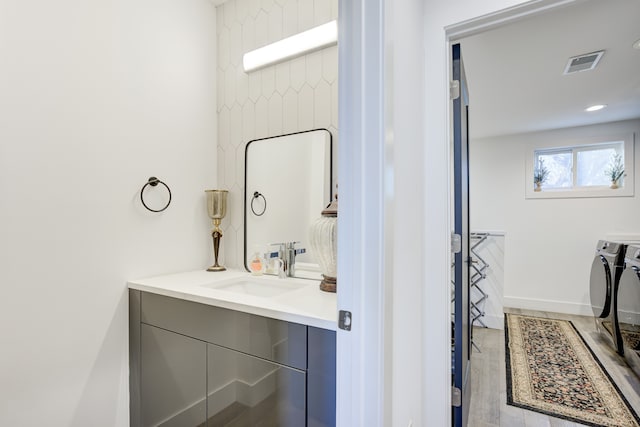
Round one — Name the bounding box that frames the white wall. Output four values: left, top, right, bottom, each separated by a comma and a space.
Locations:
215, 0, 338, 270
470, 119, 640, 315
0, 1, 217, 425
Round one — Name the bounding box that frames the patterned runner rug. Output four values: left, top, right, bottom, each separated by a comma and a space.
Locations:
505, 313, 640, 427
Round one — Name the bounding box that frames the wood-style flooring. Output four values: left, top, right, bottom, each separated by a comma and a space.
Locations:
467, 308, 640, 427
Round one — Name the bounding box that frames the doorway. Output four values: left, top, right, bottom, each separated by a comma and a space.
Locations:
336, 0, 640, 424
448, 0, 640, 321
447, 0, 640, 424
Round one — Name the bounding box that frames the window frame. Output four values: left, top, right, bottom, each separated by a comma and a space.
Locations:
525, 133, 635, 199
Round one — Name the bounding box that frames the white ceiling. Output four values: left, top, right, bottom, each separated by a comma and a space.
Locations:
458, 0, 640, 139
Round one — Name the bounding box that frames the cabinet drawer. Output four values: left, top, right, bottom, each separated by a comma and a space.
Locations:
140, 292, 307, 370
207, 343, 306, 426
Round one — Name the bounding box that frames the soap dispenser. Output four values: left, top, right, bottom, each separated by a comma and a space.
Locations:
249, 251, 265, 276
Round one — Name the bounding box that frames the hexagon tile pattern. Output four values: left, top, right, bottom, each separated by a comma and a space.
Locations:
216, 0, 338, 269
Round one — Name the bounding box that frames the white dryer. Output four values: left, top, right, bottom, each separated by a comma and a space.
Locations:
617, 245, 640, 377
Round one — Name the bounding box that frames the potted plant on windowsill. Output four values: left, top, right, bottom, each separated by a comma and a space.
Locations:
605, 153, 624, 189
533, 160, 549, 192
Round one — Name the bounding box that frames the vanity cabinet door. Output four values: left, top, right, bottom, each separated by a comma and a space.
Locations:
206, 343, 306, 427
141, 324, 207, 427
307, 327, 336, 427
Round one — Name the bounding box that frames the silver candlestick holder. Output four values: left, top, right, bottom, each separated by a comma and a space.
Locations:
205, 189, 228, 272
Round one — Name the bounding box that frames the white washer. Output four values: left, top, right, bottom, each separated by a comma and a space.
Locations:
589, 240, 626, 354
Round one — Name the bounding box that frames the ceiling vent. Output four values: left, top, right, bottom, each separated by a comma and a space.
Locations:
564, 50, 605, 74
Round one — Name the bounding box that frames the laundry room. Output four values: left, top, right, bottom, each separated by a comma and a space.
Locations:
452, 1, 640, 423
457, 0, 640, 327
470, 119, 640, 318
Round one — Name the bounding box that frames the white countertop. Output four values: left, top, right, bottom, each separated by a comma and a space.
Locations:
127, 269, 337, 331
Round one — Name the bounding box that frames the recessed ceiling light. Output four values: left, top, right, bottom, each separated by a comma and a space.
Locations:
585, 104, 607, 112
634, 39, 640, 50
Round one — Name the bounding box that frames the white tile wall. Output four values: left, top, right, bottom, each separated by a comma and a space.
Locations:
216, 0, 338, 269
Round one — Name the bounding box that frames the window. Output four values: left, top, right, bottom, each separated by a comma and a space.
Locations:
526, 133, 634, 199
534, 142, 623, 190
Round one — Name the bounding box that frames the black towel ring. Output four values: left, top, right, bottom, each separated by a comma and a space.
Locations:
251, 191, 267, 216
140, 176, 172, 213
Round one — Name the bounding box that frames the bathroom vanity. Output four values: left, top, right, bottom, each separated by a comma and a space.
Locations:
128, 271, 336, 427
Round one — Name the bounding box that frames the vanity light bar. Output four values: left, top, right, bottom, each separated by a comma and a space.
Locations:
243, 20, 337, 73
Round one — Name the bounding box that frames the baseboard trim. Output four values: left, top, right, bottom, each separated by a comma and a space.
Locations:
475, 314, 504, 330
504, 296, 592, 317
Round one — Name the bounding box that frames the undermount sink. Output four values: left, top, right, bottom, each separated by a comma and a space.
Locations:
201, 277, 303, 298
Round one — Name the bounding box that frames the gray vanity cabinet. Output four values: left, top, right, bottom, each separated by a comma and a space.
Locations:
130, 290, 335, 427
141, 324, 207, 426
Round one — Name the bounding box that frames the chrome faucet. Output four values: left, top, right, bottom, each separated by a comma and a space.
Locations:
284, 242, 306, 277
267, 242, 306, 277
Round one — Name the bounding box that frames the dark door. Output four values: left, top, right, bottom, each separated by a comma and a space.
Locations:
452, 42, 471, 427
